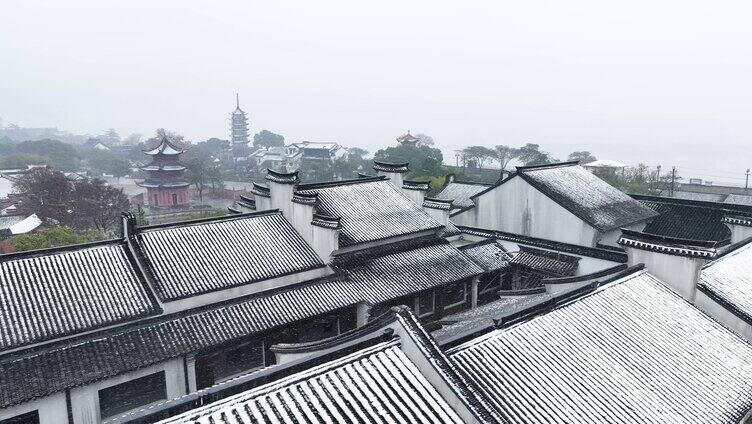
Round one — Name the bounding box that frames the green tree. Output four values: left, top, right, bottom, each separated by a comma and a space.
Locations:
70, 178, 130, 234
515, 143, 556, 166
373, 144, 444, 177
567, 151, 597, 164
14, 168, 74, 226
493, 145, 516, 171
10, 226, 103, 252
253, 130, 285, 149
462, 146, 496, 169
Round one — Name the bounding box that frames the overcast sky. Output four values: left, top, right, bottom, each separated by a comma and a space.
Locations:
2, 0, 752, 184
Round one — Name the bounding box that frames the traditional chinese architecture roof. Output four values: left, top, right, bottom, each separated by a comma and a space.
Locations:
228, 195, 256, 214
264, 168, 300, 184
423, 197, 454, 210
514, 162, 658, 232
459, 239, 512, 272
373, 160, 409, 173
724, 193, 752, 206
298, 178, 442, 246
450, 269, 752, 423
508, 246, 580, 277
142, 135, 185, 156
0, 241, 160, 351
158, 340, 466, 424
697, 240, 752, 324
403, 179, 430, 191
0, 275, 362, 409
435, 181, 492, 209
135, 211, 325, 301
333, 236, 483, 304
618, 229, 722, 258
634, 194, 735, 242
396, 130, 419, 145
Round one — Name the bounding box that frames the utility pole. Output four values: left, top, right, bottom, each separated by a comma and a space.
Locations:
746, 169, 750, 193
670, 166, 676, 197
655, 165, 661, 194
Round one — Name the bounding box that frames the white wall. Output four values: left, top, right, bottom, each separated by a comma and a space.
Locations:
0, 393, 67, 424
726, 223, 752, 245
424, 207, 449, 226
255, 195, 271, 211
625, 247, 706, 301
452, 176, 600, 247
598, 221, 647, 247
69, 358, 185, 424
401, 188, 425, 206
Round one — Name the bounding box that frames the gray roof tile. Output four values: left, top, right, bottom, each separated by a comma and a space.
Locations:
698, 241, 752, 322
451, 271, 752, 423
435, 182, 491, 209
0, 242, 159, 350
136, 212, 324, 301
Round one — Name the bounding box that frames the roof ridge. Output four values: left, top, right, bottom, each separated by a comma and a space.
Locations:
516, 161, 579, 171
297, 175, 386, 190
0, 238, 124, 261
137, 209, 281, 231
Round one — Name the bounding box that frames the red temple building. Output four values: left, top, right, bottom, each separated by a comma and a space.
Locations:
137, 135, 190, 208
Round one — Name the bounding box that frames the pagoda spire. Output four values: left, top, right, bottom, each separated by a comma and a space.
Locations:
236, 92, 240, 109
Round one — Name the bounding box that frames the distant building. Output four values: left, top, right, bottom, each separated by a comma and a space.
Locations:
137, 135, 190, 208
289, 141, 344, 162
397, 130, 419, 146
230, 94, 250, 150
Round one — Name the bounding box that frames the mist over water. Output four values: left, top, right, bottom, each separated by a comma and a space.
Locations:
2, 0, 751, 184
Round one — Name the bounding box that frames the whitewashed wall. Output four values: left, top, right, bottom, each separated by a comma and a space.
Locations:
0, 393, 67, 424
625, 248, 706, 301
401, 188, 425, 206
69, 358, 185, 424
452, 176, 600, 247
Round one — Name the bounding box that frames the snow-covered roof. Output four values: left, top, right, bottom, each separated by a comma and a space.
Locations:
451, 269, 752, 423
697, 240, 752, 323
436, 181, 492, 209
136, 211, 325, 301
142, 136, 184, 155
8, 213, 41, 234
582, 159, 626, 168
298, 177, 443, 246
516, 162, 658, 231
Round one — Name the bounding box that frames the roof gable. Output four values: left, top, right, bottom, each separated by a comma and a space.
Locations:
698, 240, 752, 323
516, 163, 658, 231
436, 181, 492, 209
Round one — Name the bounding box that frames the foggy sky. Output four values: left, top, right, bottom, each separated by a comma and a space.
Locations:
2, 0, 752, 185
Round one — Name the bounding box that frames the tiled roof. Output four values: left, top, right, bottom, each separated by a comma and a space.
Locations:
0, 276, 361, 409
0, 242, 159, 351
697, 241, 752, 323
136, 212, 324, 301
451, 271, 752, 423
517, 163, 658, 231
435, 181, 491, 209
0, 215, 24, 231
658, 190, 727, 202
724, 193, 752, 206
298, 178, 442, 246
333, 237, 484, 304
157, 340, 466, 424
638, 196, 732, 242
509, 246, 579, 277
459, 239, 512, 272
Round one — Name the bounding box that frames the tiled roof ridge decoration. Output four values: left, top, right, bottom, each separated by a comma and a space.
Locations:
517, 245, 581, 264
632, 192, 752, 212
542, 263, 629, 285
291, 190, 318, 205
423, 197, 454, 210
356, 172, 374, 178
618, 228, 720, 258
451, 179, 494, 187
458, 226, 628, 262
724, 215, 752, 227
373, 160, 409, 173
332, 234, 446, 264
265, 168, 300, 184
402, 179, 431, 191
297, 175, 386, 190
251, 182, 270, 197
311, 213, 341, 229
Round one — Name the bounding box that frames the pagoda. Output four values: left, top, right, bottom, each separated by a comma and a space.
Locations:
397, 130, 419, 146
137, 135, 190, 207
230, 93, 250, 147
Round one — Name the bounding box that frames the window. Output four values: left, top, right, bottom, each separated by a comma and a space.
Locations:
444, 282, 467, 308
172, 193, 178, 205
300, 315, 340, 342
0, 411, 39, 424
153, 194, 159, 206
415, 291, 435, 317
195, 341, 265, 388
98, 371, 167, 419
